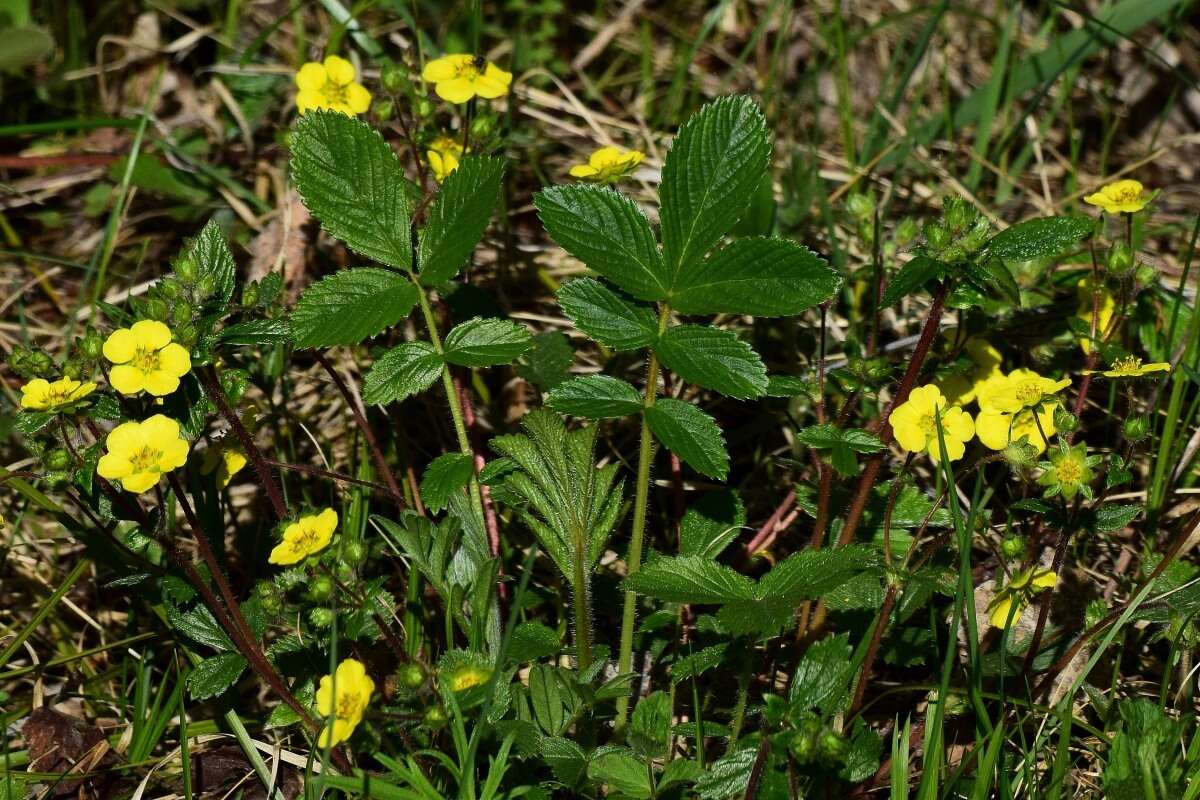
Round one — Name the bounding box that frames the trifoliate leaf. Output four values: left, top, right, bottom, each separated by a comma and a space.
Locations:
558, 277, 659, 351
418, 155, 506, 285
291, 110, 416, 270
291, 268, 419, 348
670, 236, 839, 316
420, 453, 475, 513
654, 325, 768, 399
442, 317, 533, 367
186, 652, 247, 700
547, 375, 642, 419
645, 399, 728, 479
363, 341, 443, 405
535, 184, 669, 301
985, 215, 1094, 263
660, 95, 771, 279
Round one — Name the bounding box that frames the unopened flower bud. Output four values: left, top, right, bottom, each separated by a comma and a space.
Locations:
309, 607, 334, 628
1000, 535, 1025, 560
175, 256, 198, 283
341, 540, 367, 566
374, 98, 395, 122
1085, 599, 1107, 629
846, 193, 873, 220
196, 273, 217, 298
80, 331, 103, 360
818, 730, 849, 764
159, 278, 183, 300
308, 575, 333, 602
44, 449, 71, 470
1004, 440, 1039, 470
380, 63, 408, 93
1106, 243, 1133, 275
470, 114, 495, 139
925, 222, 950, 251
417, 98, 435, 118
422, 705, 448, 729
1123, 415, 1149, 442
144, 297, 170, 321
1052, 407, 1079, 435
895, 217, 919, 247
61, 359, 83, 380
241, 282, 259, 308
171, 302, 193, 327
220, 369, 248, 401
398, 663, 426, 690
1134, 263, 1157, 288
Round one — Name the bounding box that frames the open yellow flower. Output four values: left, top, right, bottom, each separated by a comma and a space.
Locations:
1083, 355, 1170, 379
421, 54, 512, 104
20, 377, 97, 411
103, 320, 191, 397
1083, 179, 1150, 214
891, 384, 975, 462
268, 508, 338, 565
981, 368, 1070, 415
987, 567, 1057, 629
96, 415, 190, 494
295, 55, 371, 115
975, 405, 1057, 455
427, 135, 464, 183
315, 658, 375, 747
569, 146, 644, 183
1075, 278, 1115, 355
938, 335, 1003, 406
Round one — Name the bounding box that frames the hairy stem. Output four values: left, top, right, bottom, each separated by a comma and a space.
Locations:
571, 522, 593, 673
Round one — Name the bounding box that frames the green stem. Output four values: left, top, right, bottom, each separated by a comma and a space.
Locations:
615, 305, 670, 733
571, 523, 593, 673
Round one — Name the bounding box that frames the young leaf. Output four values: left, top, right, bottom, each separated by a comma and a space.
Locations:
442, 317, 533, 367
659, 95, 771, 279
679, 490, 745, 559
291, 268, 419, 347
186, 652, 247, 700
362, 341, 444, 405
880, 254, 951, 307
645, 398, 729, 479
534, 184, 669, 301
653, 325, 768, 399
669, 237, 839, 316
185, 219, 237, 308
291, 110, 415, 270
547, 375, 643, 419
420, 453, 475, 513
623, 555, 756, 604
557, 277, 659, 351
788, 633, 852, 713
508, 621, 562, 662
985, 215, 1093, 263
418, 155, 506, 285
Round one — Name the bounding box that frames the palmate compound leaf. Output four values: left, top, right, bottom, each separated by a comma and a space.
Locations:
669, 236, 840, 317
653, 325, 768, 399
546, 375, 643, 419
291, 110, 416, 270
534, 184, 669, 301
644, 398, 728, 479
557, 277, 659, 351
659, 95, 771, 281
442, 317, 534, 367
418, 155, 507, 285
362, 341, 444, 405
290, 268, 420, 348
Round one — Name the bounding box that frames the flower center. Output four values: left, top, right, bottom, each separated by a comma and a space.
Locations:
1014, 380, 1042, 404
336, 691, 359, 719
47, 386, 72, 404
294, 524, 319, 549
131, 346, 162, 372
321, 80, 350, 104
1112, 356, 1141, 374
1056, 459, 1082, 484
453, 61, 483, 80
1114, 186, 1140, 203
130, 445, 162, 472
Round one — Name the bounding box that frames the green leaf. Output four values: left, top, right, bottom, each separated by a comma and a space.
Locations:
420, 453, 475, 513
671, 643, 729, 683
695, 747, 757, 800
218, 319, 292, 346
679, 490, 745, 559
880, 254, 951, 307
629, 691, 671, 759
541, 737, 588, 787
1090, 504, 1141, 533
789, 633, 852, 713
167, 603, 234, 652
363, 342, 443, 405
960, 258, 1021, 306
547, 375, 642, 419
558, 278, 659, 351
623, 555, 756, 604
418, 155, 506, 285
516, 331, 574, 390
185, 219, 237, 308
442, 317, 533, 367
535, 184, 668, 301
985, 216, 1093, 263
660, 95, 771, 279
587, 749, 653, 799
670, 236, 839, 316
291, 268, 419, 348
186, 652, 247, 700
15, 412, 55, 436
654, 325, 767, 399
757, 545, 880, 601
839, 719, 884, 782
528, 664, 569, 736
766, 374, 811, 397
507, 621, 561, 663
797, 424, 886, 477
291, 110, 415, 270
645, 399, 728, 479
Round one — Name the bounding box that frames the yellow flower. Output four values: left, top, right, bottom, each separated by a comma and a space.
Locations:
1083, 356, 1171, 379
1074, 278, 1115, 355
569, 146, 645, 183
315, 658, 375, 747
937, 335, 1002, 406
445, 664, 492, 693
201, 446, 248, 488
295, 55, 372, 115
980, 368, 1070, 415
20, 377, 97, 411
103, 320, 191, 397
421, 54, 512, 104
975, 405, 1057, 455
987, 567, 1057, 629
890, 384, 975, 462
96, 415, 190, 494
427, 135, 464, 183
1083, 179, 1150, 214
268, 508, 338, 565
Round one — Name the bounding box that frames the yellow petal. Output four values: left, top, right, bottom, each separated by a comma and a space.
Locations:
103, 328, 137, 364
106, 420, 146, 455
122, 471, 161, 494
482, 62, 513, 88
943, 407, 975, 442
97, 453, 133, 480
296, 62, 328, 93
20, 379, 51, 409
143, 370, 182, 397
323, 55, 355, 86
569, 164, 599, 178
974, 409, 1011, 451
109, 365, 147, 396
1031, 569, 1058, 590
422, 54, 472, 82
315, 673, 335, 716
315, 508, 339, 538
141, 414, 181, 446
435, 77, 478, 104
157, 343, 192, 377
988, 595, 1023, 629
296, 89, 325, 114
345, 83, 372, 114
158, 439, 191, 471
269, 541, 302, 565
131, 319, 172, 350
590, 146, 622, 168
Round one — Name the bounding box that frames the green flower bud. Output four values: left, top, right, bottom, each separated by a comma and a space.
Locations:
1134, 263, 1158, 288
417, 99, 435, 119
220, 369, 249, 402
470, 114, 495, 139
1123, 415, 1149, 442
1084, 599, 1107, 629
1052, 407, 1079, 435
895, 217, 919, 247
1000, 535, 1025, 560
308, 607, 334, 629
374, 98, 395, 122
925, 222, 950, 251
80, 331, 104, 360
171, 301, 193, 327
422, 705, 449, 729
846, 193, 874, 220
1106, 243, 1133, 275
1004, 439, 1039, 471
175, 256, 198, 283
944, 198, 972, 231
790, 730, 816, 763
175, 323, 198, 349
341, 540, 367, 566
30, 351, 52, 375
159, 278, 183, 300
308, 575, 333, 603
398, 663, 426, 691
817, 730, 849, 765
44, 449, 71, 470
143, 297, 170, 321
196, 273, 217, 298
241, 282, 260, 308
45, 470, 70, 487
380, 63, 408, 93
61, 359, 83, 380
